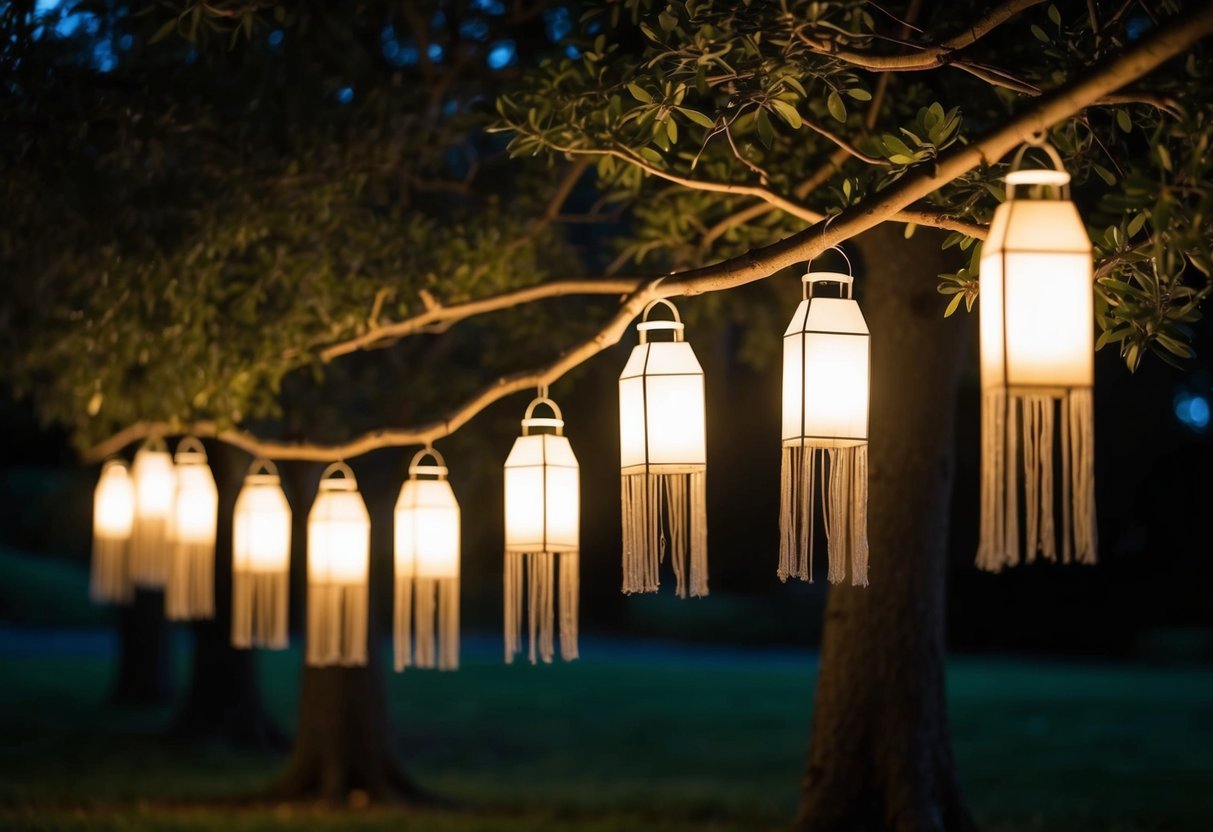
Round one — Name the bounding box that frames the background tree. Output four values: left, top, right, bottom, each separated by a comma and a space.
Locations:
3, 0, 1212, 822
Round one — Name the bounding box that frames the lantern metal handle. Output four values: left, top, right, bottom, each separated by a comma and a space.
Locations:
141, 435, 169, 453
408, 446, 449, 479
1006, 141, 1071, 199
804, 245, 854, 300
175, 436, 208, 461
522, 396, 564, 436
637, 298, 685, 344
318, 461, 357, 490
246, 457, 280, 481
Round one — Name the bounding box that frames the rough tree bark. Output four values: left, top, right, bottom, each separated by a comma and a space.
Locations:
110, 588, 174, 706
794, 225, 976, 832
173, 444, 284, 749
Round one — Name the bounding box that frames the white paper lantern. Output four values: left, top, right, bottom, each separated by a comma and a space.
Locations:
165, 437, 218, 620
503, 394, 579, 664
91, 459, 135, 603
130, 437, 176, 588
232, 458, 291, 649
306, 462, 370, 667
393, 446, 460, 672
618, 299, 708, 598
977, 142, 1097, 571
779, 250, 871, 586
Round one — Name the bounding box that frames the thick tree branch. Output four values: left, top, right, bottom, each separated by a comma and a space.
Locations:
84, 5, 1213, 463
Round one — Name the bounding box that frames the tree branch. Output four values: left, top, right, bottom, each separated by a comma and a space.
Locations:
795, 0, 1047, 71
83, 5, 1213, 463
312, 277, 639, 362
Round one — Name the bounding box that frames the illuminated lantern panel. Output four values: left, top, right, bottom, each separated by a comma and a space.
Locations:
779, 265, 871, 587
232, 459, 292, 649
130, 437, 176, 588
618, 299, 708, 598
165, 438, 218, 621
977, 150, 1097, 571
91, 459, 135, 604
306, 462, 370, 667
394, 447, 461, 672
503, 395, 579, 665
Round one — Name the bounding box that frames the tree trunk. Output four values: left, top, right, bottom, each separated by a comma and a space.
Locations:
172, 443, 285, 749
265, 460, 427, 806
794, 225, 977, 832
267, 663, 425, 805
110, 588, 175, 706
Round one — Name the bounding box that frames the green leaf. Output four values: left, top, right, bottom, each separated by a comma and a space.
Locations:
770, 99, 802, 130
1157, 144, 1173, 171
149, 17, 178, 45
1116, 109, 1133, 133
1030, 24, 1050, 42
627, 83, 653, 104
1048, 5, 1062, 26
675, 107, 715, 129
757, 108, 774, 148
845, 88, 872, 101
827, 91, 846, 123
1092, 164, 1117, 186
904, 222, 917, 239
944, 292, 965, 317
1126, 212, 1147, 237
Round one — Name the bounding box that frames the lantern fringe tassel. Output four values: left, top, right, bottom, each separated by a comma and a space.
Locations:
130, 517, 170, 588
779, 444, 869, 586
620, 472, 708, 598
232, 569, 288, 649
165, 541, 214, 620
394, 576, 460, 671
306, 582, 368, 666
504, 551, 578, 664
977, 388, 1096, 572
91, 537, 131, 604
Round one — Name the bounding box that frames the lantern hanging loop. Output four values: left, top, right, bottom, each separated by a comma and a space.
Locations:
408, 446, 449, 479
637, 298, 685, 343
804, 245, 855, 300
1007, 141, 1071, 197
522, 396, 564, 436
246, 457, 280, 478
142, 434, 169, 453
319, 461, 357, 488
175, 435, 207, 460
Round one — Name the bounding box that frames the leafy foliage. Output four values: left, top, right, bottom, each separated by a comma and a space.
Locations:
495, 0, 1213, 368
0, 1, 582, 449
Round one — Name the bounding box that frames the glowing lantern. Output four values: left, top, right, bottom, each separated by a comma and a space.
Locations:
618, 298, 708, 598
393, 446, 460, 671
130, 437, 176, 588
91, 459, 135, 603
503, 393, 579, 664
232, 459, 291, 649
165, 437, 218, 620
977, 142, 1096, 571
779, 249, 870, 586
306, 462, 370, 667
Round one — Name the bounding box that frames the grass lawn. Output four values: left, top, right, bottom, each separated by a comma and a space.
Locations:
0, 631, 1210, 832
